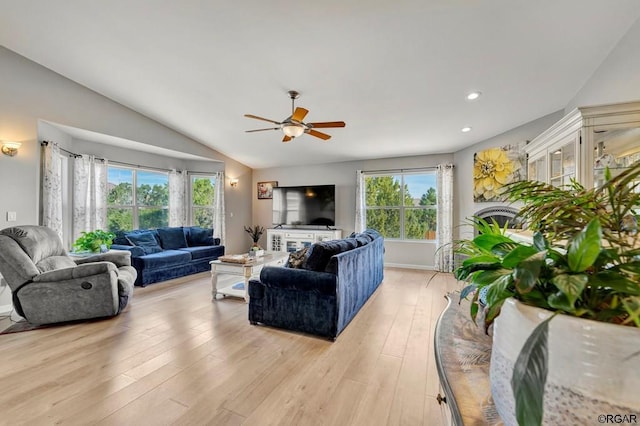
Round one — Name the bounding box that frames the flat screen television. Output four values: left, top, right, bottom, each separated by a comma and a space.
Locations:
272, 185, 336, 226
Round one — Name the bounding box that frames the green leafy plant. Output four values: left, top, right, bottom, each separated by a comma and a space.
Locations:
244, 225, 265, 249
73, 229, 116, 253
454, 162, 640, 425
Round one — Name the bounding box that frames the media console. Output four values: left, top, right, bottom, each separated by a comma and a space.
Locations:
266, 228, 343, 253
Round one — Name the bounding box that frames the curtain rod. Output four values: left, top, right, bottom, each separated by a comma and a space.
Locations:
41, 140, 185, 174
362, 165, 453, 174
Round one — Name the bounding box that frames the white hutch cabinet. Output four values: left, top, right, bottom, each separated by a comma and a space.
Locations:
526, 101, 640, 188
267, 228, 342, 253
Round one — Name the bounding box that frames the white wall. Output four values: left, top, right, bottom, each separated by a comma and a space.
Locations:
452, 111, 564, 241
253, 153, 453, 269
0, 46, 252, 253
0, 46, 252, 313
566, 17, 640, 112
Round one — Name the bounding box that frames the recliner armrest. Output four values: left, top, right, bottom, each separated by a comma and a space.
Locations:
98, 245, 144, 259
33, 262, 118, 282
74, 250, 132, 267
259, 266, 337, 295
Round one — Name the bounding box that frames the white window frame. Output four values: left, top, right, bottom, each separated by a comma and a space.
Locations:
107, 165, 169, 230
188, 173, 216, 228
364, 170, 438, 241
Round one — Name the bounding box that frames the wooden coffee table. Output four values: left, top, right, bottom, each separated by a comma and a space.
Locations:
210, 251, 288, 302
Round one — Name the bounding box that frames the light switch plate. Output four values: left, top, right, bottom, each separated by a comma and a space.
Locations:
7, 211, 16, 221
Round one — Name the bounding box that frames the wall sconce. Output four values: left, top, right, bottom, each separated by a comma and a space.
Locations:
1, 141, 22, 157
229, 178, 238, 188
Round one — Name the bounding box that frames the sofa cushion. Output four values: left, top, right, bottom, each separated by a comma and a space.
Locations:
157, 227, 188, 250
286, 247, 309, 269
35, 255, 77, 273
177, 246, 223, 260
305, 239, 358, 272
134, 250, 192, 269
186, 226, 214, 246
344, 237, 359, 249
126, 231, 163, 255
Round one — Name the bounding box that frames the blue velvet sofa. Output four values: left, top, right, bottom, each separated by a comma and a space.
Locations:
248, 229, 384, 340
110, 226, 224, 287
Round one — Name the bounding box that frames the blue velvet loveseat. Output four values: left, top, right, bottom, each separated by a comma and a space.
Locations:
248, 229, 384, 340
110, 226, 224, 287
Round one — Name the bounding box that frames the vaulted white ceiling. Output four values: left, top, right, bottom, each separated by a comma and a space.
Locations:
1, 1, 639, 168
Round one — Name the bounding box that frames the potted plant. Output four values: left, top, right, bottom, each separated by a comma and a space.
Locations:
72, 229, 116, 253
244, 225, 265, 256
454, 164, 640, 425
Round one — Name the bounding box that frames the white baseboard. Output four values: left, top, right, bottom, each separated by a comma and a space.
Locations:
385, 262, 435, 271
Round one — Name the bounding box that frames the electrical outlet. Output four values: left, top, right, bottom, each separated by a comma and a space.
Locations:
7, 211, 16, 222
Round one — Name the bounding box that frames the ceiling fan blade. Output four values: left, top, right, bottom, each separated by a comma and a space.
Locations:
307, 129, 332, 141
246, 127, 279, 133
308, 121, 346, 128
282, 135, 292, 143
244, 114, 281, 125
291, 107, 309, 123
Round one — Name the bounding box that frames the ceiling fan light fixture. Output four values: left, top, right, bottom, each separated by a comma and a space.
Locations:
282, 123, 304, 138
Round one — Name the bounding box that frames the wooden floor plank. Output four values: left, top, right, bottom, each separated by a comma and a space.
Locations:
0, 269, 463, 425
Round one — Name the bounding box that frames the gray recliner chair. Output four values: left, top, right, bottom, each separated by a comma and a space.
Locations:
0, 225, 136, 325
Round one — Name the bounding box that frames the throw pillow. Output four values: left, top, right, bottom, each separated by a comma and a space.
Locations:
126, 231, 163, 255
187, 226, 214, 246
112, 230, 130, 246
362, 229, 382, 240
157, 227, 188, 250
286, 247, 309, 269
353, 234, 370, 247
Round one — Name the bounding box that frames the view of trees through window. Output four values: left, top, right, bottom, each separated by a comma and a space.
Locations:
364, 173, 437, 240
106, 168, 217, 233
107, 167, 169, 232
192, 176, 215, 228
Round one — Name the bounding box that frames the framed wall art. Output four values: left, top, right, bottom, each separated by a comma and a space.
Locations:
473, 142, 526, 202
257, 181, 278, 200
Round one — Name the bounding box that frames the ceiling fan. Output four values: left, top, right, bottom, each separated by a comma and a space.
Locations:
244, 90, 346, 143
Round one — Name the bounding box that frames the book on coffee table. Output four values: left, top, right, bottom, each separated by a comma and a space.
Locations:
218, 254, 252, 264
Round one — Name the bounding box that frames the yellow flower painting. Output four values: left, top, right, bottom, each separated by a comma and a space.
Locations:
473, 144, 525, 202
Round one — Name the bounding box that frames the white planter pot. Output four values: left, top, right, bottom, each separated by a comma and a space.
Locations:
491, 298, 640, 425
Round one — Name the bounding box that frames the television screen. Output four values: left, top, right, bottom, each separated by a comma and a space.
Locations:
272, 185, 336, 226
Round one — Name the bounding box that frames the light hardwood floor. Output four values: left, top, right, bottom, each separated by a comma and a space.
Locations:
0, 268, 460, 425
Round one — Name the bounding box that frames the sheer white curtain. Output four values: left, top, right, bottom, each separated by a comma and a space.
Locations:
354, 170, 366, 232
41, 142, 64, 240
213, 171, 225, 244
73, 155, 108, 242
169, 170, 186, 226
435, 163, 454, 272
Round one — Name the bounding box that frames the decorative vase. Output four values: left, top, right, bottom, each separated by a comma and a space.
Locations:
491, 298, 640, 425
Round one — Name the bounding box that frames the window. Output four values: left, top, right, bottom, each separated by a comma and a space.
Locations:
191, 175, 216, 228
364, 172, 437, 240
107, 166, 169, 232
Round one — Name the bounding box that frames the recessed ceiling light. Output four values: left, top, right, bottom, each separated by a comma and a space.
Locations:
461, 126, 472, 133
466, 91, 481, 101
